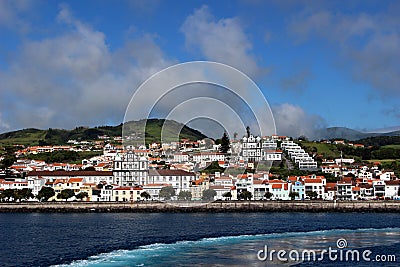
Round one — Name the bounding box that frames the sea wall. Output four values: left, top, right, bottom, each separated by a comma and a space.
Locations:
0, 201, 400, 213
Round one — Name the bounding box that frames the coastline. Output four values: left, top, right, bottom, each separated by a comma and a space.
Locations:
1, 201, 400, 213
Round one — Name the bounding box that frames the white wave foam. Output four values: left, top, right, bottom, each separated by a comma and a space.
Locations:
52, 227, 400, 267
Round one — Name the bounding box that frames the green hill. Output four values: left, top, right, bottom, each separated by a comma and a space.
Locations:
0, 119, 207, 146
300, 141, 340, 159
123, 119, 207, 145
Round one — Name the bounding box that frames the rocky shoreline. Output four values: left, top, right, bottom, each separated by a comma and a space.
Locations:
1, 201, 400, 213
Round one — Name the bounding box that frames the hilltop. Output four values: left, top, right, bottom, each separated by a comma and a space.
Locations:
317, 127, 400, 141
0, 119, 207, 146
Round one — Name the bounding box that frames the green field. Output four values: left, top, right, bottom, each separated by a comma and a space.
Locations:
382, 144, 400, 149
0, 119, 207, 147
299, 141, 340, 158
366, 159, 400, 163
0, 129, 47, 146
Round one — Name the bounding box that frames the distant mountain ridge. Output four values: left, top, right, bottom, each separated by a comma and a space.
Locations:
1, 120, 399, 145
0, 119, 208, 146
317, 127, 400, 141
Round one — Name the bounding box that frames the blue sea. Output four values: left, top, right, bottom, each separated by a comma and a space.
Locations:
1, 212, 400, 266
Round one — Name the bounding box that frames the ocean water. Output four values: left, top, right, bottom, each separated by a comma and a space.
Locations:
0, 212, 399, 266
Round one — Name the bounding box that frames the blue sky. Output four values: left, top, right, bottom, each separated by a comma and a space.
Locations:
0, 0, 399, 138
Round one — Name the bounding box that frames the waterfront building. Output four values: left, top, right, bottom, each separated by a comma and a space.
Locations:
113, 150, 148, 186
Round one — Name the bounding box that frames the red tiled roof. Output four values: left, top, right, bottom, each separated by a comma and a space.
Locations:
192, 178, 204, 185
304, 178, 323, 184
385, 180, 400, 186
338, 177, 353, 183
210, 185, 228, 190
27, 170, 113, 177
269, 179, 285, 183
325, 183, 337, 190
215, 176, 231, 180
67, 178, 83, 183
272, 184, 282, 189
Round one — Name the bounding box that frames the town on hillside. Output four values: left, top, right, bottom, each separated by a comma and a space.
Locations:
0, 130, 399, 203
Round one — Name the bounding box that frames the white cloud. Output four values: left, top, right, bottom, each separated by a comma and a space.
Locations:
0, 113, 10, 133
181, 5, 265, 79
280, 68, 313, 93
0, 4, 174, 131
272, 103, 326, 139
0, 0, 33, 32
288, 9, 400, 98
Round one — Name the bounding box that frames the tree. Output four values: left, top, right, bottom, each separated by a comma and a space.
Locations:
1, 188, 32, 202
246, 126, 250, 138
75, 191, 89, 201
2, 189, 15, 202
219, 132, 230, 154
1, 155, 16, 169
223, 191, 232, 200
202, 161, 225, 174
264, 191, 273, 200
140, 191, 151, 200
19, 188, 34, 201
57, 189, 75, 201
279, 159, 285, 169
36, 187, 55, 202
159, 186, 175, 200
239, 190, 252, 200
289, 192, 299, 200
84, 166, 96, 171
202, 189, 217, 201
12, 189, 24, 202
178, 190, 192, 201
306, 191, 318, 200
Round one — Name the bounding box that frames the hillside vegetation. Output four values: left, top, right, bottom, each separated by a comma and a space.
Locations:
0, 119, 207, 146
300, 142, 340, 159
301, 136, 400, 161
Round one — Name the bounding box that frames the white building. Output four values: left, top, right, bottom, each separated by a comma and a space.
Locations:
148, 169, 196, 194
269, 180, 290, 200
192, 152, 225, 163
335, 158, 355, 165
173, 153, 189, 163
113, 150, 149, 186
303, 176, 326, 199
26, 170, 114, 185
298, 159, 318, 171
262, 150, 282, 161
282, 141, 318, 171
379, 171, 394, 181
373, 180, 385, 198
384, 180, 400, 199
241, 135, 262, 162
143, 183, 171, 199
241, 135, 279, 162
